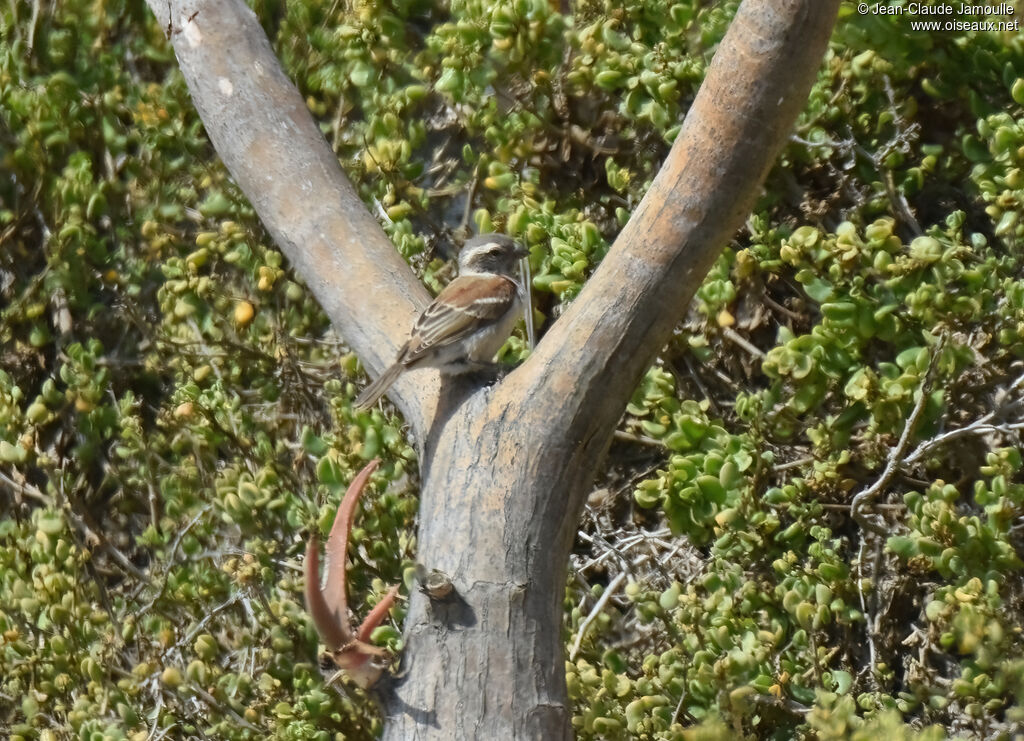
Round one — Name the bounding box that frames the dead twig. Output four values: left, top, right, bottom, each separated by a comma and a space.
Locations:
569, 570, 628, 661
722, 327, 765, 359
903, 369, 1024, 467
850, 333, 947, 535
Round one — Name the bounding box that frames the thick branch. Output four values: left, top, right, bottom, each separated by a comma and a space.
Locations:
504, 0, 841, 480
145, 0, 438, 434
392, 2, 841, 738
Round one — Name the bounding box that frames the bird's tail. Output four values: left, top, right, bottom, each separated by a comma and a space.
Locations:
353, 362, 405, 411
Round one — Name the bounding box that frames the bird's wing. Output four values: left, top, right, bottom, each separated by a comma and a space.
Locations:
403, 275, 518, 361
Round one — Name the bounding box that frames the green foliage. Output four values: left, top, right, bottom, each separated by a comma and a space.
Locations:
631, 370, 756, 545
272, 0, 733, 306
566, 7, 1024, 741
2, 0, 1024, 739
1, 1, 412, 737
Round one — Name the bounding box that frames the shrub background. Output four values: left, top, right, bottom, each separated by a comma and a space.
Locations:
1, 1, 1023, 739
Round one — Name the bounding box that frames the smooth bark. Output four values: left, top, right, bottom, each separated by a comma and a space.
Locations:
146, 0, 840, 737
145, 0, 439, 435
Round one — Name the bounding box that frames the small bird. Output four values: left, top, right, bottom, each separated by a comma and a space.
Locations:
353, 233, 529, 410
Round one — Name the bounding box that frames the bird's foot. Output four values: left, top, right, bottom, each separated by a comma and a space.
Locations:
465, 361, 506, 386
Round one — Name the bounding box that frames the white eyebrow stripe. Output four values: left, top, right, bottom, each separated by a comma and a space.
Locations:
460, 241, 504, 260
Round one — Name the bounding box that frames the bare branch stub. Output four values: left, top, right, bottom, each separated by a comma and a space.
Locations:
304, 459, 400, 689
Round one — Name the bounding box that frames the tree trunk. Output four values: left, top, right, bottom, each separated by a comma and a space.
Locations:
144, 0, 840, 737
384, 2, 840, 733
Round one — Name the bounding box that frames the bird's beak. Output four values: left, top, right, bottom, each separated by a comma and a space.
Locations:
513, 243, 529, 259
